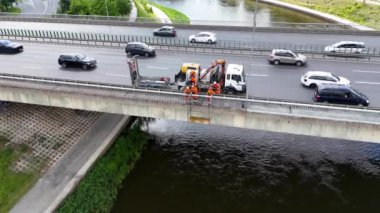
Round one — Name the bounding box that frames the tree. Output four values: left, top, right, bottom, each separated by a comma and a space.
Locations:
0, 0, 17, 11
68, 0, 91, 15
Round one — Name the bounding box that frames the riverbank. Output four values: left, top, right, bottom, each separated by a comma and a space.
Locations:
0, 103, 100, 213
279, 0, 379, 30
57, 121, 148, 212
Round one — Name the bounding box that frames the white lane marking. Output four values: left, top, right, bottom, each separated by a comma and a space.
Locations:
352, 70, 380, 74
146, 66, 169, 70
246, 74, 268, 77
250, 64, 271, 67
22, 66, 43, 70
105, 74, 130, 78
356, 81, 380, 85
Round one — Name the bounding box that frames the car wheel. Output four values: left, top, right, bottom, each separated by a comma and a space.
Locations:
273, 60, 280, 65
145, 52, 150, 57
323, 100, 329, 104
61, 62, 67, 68
358, 103, 364, 107
126, 51, 132, 56
82, 64, 88, 70
191, 39, 196, 43
207, 39, 212, 44
295, 61, 303, 66
309, 83, 317, 88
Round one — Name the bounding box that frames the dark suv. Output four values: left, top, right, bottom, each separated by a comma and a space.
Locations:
125, 42, 156, 57
314, 84, 369, 106
58, 53, 97, 70
153, 26, 176, 37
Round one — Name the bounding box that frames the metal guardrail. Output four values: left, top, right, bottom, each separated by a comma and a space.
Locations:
0, 73, 379, 125
1, 28, 380, 60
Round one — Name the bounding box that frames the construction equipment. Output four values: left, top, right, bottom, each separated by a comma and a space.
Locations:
127, 56, 171, 89
175, 59, 246, 95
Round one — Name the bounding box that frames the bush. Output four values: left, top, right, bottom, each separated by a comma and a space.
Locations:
57, 125, 148, 213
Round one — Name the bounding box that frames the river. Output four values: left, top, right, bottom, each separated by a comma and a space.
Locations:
151, 0, 329, 26
112, 119, 380, 212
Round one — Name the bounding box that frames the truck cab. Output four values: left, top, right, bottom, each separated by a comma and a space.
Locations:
224, 64, 246, 94
175, 63, 201, 89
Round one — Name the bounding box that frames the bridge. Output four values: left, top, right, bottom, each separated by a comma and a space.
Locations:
1, 19, 380, 143
0, 73, 379, 143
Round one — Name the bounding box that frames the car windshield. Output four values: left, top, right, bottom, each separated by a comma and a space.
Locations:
75, 54, 86, 60
351, 88, 363, 97
331, 73, 340, 81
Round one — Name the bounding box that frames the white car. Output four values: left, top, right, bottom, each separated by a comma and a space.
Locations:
301, 71, 350, 88
189, 32, 217, 44
324, 41, 366, 54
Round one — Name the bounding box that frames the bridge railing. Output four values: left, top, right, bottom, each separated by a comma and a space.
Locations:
0, 73, 380, 125
1, 28, 380, 59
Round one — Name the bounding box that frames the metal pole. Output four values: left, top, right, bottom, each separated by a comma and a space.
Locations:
248, 0, 258, 100
105, 0, 110, 20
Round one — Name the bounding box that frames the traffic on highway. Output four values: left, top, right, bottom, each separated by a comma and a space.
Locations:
0, 37, 379, 107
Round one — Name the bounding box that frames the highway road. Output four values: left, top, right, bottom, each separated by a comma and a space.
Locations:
1, 42, 380, 107
1, 21, 380, 49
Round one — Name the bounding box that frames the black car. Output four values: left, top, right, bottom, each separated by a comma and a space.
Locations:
125, 42, 156, 57
314, 84, 369, 106
58, 53, 97, 70
0, 40, 23, 53
153, 26, 176, 37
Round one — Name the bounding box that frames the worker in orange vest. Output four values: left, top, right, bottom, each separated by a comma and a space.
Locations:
212, 81, 221, 95
206, 87, 215, 105
189, 70, 197, 85
191, 83, 199, 100
184, 86, 192, 103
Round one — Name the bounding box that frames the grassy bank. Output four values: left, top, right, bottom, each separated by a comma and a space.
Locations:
282, 0, 380, 30
149, 2, 190, 24
57, 125, 148, 212
134, 0, 157, 22
5, 7, 21, 13
0, 136, 39, 213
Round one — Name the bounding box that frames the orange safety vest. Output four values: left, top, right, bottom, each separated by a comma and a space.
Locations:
213, 83, 221, 94
191, 85, 199, 94
207, 89, 215, 96
184, 87, 191, 94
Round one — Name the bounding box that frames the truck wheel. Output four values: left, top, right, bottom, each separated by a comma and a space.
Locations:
225, 88, 236, 95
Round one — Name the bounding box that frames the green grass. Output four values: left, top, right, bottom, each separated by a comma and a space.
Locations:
134, 0, 158, 22
282, 0, 380, 30
57, 125, 148, 212
4, 7, 21, 13
0, 137, 38, 213
148, 2, 190, 24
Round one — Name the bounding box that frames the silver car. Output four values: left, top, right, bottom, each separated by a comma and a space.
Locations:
268, 49, 307, 66
324, 41, 366, 54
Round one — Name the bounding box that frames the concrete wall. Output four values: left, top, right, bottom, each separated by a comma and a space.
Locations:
0, 82, 379, 143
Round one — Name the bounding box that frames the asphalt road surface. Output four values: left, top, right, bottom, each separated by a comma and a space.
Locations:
1, 42, 380, 107
1, 21, 380, 50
